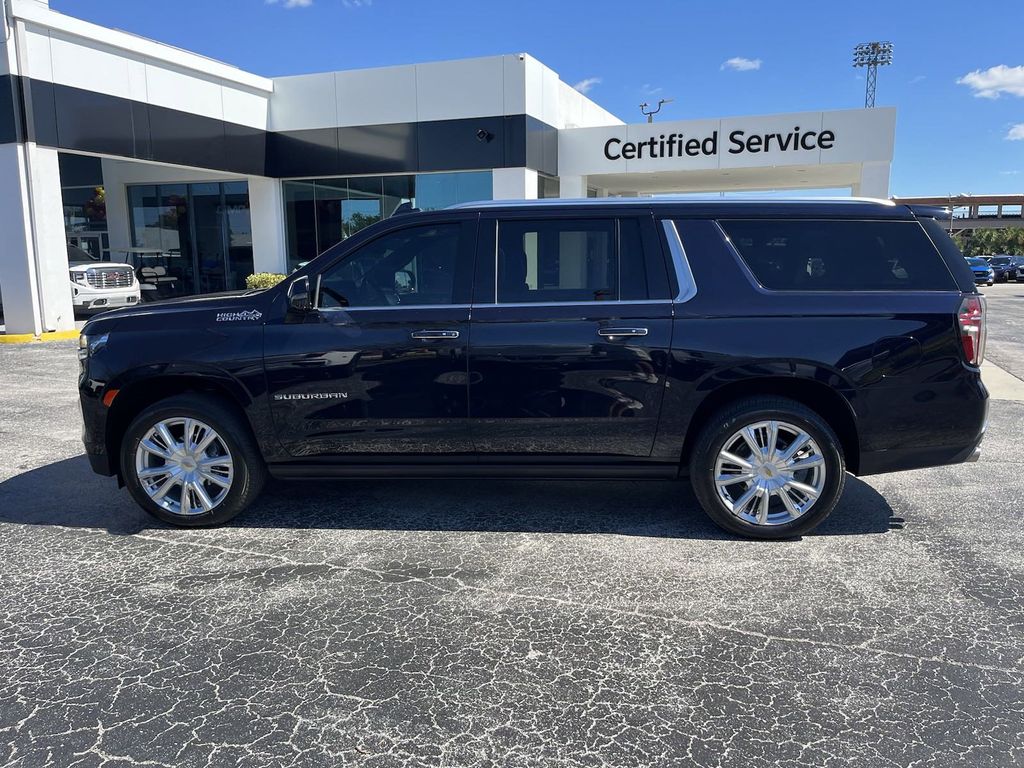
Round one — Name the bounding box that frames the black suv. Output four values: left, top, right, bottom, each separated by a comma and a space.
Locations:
78, 199, 988, 539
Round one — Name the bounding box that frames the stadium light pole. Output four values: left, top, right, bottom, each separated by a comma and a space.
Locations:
852, 42, 893, 108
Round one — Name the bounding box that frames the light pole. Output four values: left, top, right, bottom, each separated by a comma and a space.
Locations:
852, 41, 893, 108
640, 98, 673, 123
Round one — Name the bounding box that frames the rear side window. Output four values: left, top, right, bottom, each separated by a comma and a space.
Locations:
497, 219, 617, 303
718, 219, 958, 292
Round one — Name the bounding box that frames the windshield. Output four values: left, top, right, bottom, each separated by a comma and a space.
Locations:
966, 257, 987, 266
990, 257, 1012, 265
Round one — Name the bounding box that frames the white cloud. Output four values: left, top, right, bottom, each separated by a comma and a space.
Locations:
908, 75, 927, 85
572, 77, 601, 94
1007, 123, 1024, 141
957, 65, 1024, 99
342, 0, 372, 6
721, 57, 762, 72
640, 83, 662, 97
1000, 170, 1021, 175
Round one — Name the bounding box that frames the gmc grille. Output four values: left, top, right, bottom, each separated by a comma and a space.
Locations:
86, 268, 134, 288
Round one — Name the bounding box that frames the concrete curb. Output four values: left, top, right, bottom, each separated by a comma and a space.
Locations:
0, 330, 79, 344
981, 360, 1024, 402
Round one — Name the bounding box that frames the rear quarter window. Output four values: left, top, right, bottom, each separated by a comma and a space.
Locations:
717, 219, 958, 292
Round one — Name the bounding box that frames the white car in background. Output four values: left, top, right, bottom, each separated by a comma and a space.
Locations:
68, 244, 141, 314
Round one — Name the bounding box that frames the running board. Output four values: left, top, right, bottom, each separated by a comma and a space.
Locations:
268, 463, 679, 480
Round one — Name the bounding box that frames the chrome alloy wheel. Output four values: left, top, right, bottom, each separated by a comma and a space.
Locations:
134, 417, 234, 516
713, 420, 826, 527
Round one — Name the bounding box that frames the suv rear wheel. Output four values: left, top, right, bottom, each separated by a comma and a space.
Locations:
689, 397, 846, 539
120, 394, 266, 527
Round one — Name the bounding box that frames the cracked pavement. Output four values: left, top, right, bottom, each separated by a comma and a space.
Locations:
0, 290, 1023, 767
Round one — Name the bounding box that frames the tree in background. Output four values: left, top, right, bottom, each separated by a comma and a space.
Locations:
953, 228, 1024, 256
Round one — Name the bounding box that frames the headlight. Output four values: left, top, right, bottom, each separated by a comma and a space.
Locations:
78, 332, 109, 361
70, 271, 87, 284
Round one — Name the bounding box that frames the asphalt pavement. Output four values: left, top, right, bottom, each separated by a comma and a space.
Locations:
0, 298, 1022, 767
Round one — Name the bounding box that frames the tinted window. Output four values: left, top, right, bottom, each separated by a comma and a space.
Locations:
718, 219, 957, 292
619, 217, 671, 301
497, 219, 616, 303
318, 224, 461, 308
966, 257, 987, 266
990, 257, 1012, 265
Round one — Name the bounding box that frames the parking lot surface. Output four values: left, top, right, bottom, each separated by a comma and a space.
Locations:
1, 289, 1022, 767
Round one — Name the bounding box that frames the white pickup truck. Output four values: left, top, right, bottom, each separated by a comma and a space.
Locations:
68, 244, 141, 314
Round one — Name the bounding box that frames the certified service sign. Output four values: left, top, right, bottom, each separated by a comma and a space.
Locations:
603, 126, 836, 162
557, 108, 896, 177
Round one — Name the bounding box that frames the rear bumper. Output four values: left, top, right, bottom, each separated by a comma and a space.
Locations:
858, 438, 984, 475
857, 381, 988, 476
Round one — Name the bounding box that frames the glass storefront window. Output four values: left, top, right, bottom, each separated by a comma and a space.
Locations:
383, 175, 415, 218
62, 186, 107, 233
283, 181, 317, 268
127, 182, 253, 298
224, 182, 254, 291
282, 171, 492, 270
538, 175, 561, 199
314, 178, 349, 255
192, 183, 225, 294
345, 176, 383, 235
63, 185, 109, 261
414, 171, 492, 211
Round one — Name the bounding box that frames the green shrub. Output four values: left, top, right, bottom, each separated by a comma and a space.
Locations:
245, 272, 287, 290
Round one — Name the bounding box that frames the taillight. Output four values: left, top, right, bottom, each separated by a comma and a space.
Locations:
958, 294, 986, 366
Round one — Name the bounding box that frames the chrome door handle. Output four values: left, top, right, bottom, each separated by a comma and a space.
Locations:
410, 329, 460, 340
598, 327, 649, 338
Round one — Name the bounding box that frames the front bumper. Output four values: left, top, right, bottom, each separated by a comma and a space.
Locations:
85, 446, 115, 476
72, 284, 142, 311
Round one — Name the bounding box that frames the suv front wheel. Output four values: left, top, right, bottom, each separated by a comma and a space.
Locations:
690, 397, 846, 539
120, 394, 266, 527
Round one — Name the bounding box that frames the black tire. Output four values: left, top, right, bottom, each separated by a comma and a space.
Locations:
120, 393, 266, 527
689, 397, 846, 539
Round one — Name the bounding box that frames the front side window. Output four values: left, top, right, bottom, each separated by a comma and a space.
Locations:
718, 219, 958, 292
318, 224, 462, 309
497, 219, 616, 303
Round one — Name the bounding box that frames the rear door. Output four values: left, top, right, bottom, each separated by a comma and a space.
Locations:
467, 210, 674, 457
263, 215, 477, 457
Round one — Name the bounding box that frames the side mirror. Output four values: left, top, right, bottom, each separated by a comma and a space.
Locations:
287, 276, 312, 313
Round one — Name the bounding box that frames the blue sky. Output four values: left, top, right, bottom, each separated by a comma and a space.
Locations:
52, 0, 1024, 196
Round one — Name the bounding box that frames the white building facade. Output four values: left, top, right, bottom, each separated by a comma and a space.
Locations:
0, 0, 896, 335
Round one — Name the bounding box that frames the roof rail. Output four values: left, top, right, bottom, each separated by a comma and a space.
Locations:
448, 196, 898, 209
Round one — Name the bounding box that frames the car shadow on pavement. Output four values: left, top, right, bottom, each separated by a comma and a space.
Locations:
0, 455, 903, 539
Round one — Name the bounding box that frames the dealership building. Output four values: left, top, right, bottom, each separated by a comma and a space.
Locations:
0, 0, 897, 335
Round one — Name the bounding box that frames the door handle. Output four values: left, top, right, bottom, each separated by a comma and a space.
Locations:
410, 329, 460, 340
598, 327, 649, 338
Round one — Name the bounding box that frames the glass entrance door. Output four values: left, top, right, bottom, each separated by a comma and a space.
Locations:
223, 182, 254, 290
192, 183, 227, 294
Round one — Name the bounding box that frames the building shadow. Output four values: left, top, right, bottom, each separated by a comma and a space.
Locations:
0, 455, 902, 539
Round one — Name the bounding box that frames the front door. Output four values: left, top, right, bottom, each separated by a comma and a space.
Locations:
468, 212, 674, 457
264, 216, 477, 457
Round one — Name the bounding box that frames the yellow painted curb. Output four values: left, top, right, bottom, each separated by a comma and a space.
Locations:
0, 329, 80, 344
